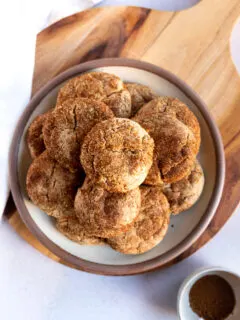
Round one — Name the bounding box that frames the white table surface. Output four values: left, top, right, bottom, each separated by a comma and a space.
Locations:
1, 1, 240, 319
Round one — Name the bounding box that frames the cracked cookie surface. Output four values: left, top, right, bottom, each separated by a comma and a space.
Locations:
133, 96, 200, 151
27, 111, 51, 159
43, 97, 114, 172
107, 186, 170, 254
103, 89, 131, 118
26, 151, 83, 218
133, 113, 198, 184
80, 118, 154, 192
74, 179, 141, 238
56, 215, 104, 245
125, 83, 157, 116
162, 160, 204, 215
56, 72, 123, 105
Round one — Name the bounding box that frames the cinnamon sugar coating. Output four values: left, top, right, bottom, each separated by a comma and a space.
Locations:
108, 186, 170, 254
26, 151, 83, 218
125, 83, 157, 116
56, 215, 104, 245
27, 111, 51, 158
43, 97, 114, 172
80, 118, 154, 193
57, 72, 123, 105
162, 160, 204, 215
74, 179, 141, 238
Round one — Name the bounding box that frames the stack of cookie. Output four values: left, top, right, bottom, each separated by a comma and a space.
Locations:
26, 72, 204, 255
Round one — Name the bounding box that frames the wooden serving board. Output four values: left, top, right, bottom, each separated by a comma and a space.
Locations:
6, 0, 240, 269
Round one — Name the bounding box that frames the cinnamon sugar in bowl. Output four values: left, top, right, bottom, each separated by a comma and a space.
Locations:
178, 267, 240, 320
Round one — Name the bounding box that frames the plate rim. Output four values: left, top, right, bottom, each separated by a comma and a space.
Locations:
9, 58, 225, 276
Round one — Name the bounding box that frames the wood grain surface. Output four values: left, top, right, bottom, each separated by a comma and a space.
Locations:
6, 0, 240, 270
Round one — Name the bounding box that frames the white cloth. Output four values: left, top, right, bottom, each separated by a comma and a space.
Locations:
230, 17, 240, 75
95, 0, 199, 10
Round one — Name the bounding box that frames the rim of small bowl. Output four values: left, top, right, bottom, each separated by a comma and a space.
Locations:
9, 58, 225, 276
177, 266, 240, 319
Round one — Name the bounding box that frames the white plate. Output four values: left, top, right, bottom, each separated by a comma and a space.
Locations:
10, 59, 225, 275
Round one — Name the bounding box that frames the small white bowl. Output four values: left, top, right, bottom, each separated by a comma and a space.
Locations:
177, 267, 240, 319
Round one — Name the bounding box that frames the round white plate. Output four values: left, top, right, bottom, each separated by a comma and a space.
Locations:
10, 59, 224, 275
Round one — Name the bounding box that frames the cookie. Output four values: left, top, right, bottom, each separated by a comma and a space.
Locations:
133, 113, 198, 184
80, 118, 154, 193
27, 111, 51, 159
43, 97, 114, 172
144, 154, 162, 186
162, 160, 204, 215
134, 96, 201, 151
74, 179, 141, 238
26, 151, 83, 218
108, 186, 170, 254
102, 89, 131, 118
125, 82, 157, 116
56, 72, 123, 105
56, 215, 104, 245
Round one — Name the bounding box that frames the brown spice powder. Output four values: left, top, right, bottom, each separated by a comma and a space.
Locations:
189, 275, 235, 320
